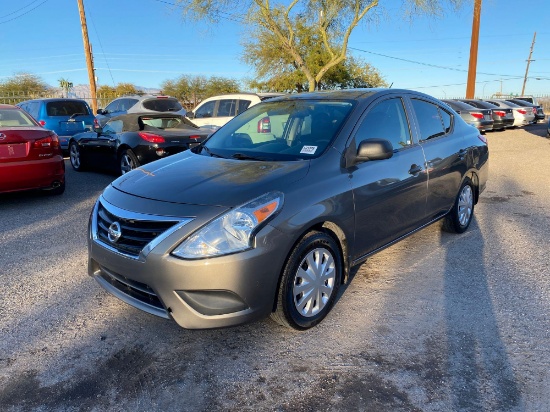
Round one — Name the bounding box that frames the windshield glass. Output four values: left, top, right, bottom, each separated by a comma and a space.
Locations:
201, 99, 354, 161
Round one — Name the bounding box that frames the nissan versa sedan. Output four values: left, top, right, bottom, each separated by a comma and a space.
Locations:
88, 89, 489, 330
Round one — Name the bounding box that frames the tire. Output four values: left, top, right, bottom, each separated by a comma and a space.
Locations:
271, 231, 342, 330
119, 149, 140, 175
69, 141, 85, 171
442, 179, 475, 234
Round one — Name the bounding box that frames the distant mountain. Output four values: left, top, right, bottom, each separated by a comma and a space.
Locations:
67, 84, 162, 98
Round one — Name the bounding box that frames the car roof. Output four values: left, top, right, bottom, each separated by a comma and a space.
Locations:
0, 104, 20, 109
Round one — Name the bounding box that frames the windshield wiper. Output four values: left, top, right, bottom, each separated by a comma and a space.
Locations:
201, 145, 224, 158
231, 153, 269, 161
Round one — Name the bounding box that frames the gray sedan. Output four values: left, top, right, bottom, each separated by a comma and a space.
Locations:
88, 89, 489, 330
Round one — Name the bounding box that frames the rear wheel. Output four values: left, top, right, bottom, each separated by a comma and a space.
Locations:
119, 149, 140, 175
69, 141, 85, 171
442, 179, 475, 233
271, 231, 342, 330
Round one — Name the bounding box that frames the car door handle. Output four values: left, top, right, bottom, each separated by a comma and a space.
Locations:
409, 164, 423, 175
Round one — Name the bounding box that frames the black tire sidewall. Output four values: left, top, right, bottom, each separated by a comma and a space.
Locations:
281, 231, 342, 330
119, 149, 139, 175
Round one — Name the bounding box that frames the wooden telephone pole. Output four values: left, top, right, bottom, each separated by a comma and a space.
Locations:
521, 32, 536, 96
465, 0, 482, 99
77, 0, 98, 114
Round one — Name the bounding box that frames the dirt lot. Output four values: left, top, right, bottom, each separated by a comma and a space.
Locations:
1, 123, 549, 411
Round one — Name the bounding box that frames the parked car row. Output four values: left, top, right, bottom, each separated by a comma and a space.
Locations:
442, 97, 545, 132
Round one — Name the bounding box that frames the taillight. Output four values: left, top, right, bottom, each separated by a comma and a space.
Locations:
471, 112, 484, 119
138, 132, 165, 143
494, 111, 505, 117
38, 120, 46, 127
257, 117, 271, 133
532, 107, 536, 114
33, 134, 59, 149
517, 109, 527, 115
94, 118, 99, 128
189, 135, 201, 140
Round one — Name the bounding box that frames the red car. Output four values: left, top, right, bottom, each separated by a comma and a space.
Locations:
0, 104, 65, 195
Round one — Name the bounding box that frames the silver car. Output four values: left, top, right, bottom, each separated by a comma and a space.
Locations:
88, 89, 489, 330
95, 95, 186, 126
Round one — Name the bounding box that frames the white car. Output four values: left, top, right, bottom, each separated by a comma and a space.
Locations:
186, 93, 285, 129
485, 99, 535, 127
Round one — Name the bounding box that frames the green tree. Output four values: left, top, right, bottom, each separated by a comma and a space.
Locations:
0, 73, 51, 103
161, 75, 240, 109
177, 0, 461, 92
58, 78, 73, 98
244, 19, 387, 92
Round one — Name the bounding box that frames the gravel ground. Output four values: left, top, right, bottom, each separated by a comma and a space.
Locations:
1, 123, 549, 411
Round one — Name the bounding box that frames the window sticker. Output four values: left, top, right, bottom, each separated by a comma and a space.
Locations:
300, 145, 317, 155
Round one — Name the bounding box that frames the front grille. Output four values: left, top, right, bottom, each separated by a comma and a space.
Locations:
97, 201, 179, 257
98, 265, 166, 312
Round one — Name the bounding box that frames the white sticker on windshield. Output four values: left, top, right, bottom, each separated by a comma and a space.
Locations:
300, 145, 318, 155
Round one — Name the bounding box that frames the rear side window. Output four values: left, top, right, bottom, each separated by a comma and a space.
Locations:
46, 101, 90, 116
237, 100, 252, 114
142, 98, 182, 112
411, 99, 451, 141
216, 99, 237, 117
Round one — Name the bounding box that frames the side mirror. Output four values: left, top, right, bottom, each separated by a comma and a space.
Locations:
354, 138, 394, 164
186, 111, 195, 119
96, 108, 105, 115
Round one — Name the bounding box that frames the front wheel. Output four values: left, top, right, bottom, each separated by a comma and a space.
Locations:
271, 231, 342, 330
442, 179, 475, 233
119, 149, 140, 175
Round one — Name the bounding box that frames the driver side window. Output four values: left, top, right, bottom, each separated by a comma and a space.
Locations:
356, 98, 412, 151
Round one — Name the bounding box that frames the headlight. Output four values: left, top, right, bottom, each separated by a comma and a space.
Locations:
172, 191, 284, 259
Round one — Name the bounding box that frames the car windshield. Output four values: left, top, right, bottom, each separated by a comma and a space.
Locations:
46, 101, 89, 116
200, 99, 354, 161
0, 109, 36, 127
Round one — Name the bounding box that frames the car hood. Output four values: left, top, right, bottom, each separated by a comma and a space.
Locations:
111, 151, 310, 207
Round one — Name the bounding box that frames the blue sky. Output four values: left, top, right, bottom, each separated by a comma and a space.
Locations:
1, 0, 548, 99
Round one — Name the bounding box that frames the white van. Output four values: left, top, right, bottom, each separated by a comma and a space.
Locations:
186, 93, 285, 129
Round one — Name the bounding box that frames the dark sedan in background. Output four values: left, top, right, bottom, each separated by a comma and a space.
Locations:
459, 99, 515, 130
69, 113, 211, 175
87, 89, 489, 331
442, 99, 493, 132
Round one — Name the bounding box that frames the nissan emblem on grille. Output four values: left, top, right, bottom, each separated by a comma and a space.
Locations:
108, 222, 122, 243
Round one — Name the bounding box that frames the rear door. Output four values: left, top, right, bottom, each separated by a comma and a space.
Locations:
408, 97, 467, 219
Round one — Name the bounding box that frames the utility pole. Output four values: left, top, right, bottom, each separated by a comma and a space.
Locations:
77, 0, 98, 114
521, 32, 536, 96
466, 0, 482, 98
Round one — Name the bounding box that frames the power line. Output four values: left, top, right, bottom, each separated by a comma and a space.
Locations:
349, 46, 523, 78
0, 0, 50, 24
0, 0, 44, 19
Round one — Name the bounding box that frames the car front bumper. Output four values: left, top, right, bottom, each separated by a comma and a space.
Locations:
88, 199, 292, 329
